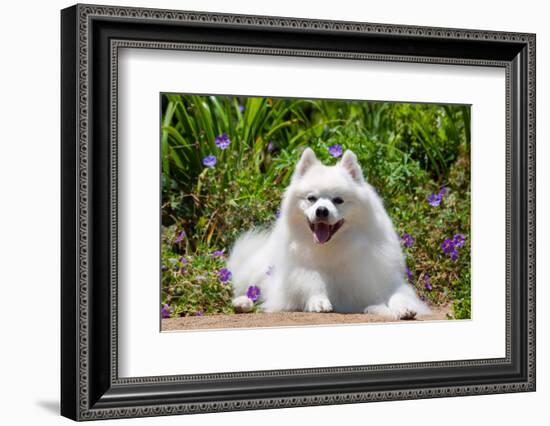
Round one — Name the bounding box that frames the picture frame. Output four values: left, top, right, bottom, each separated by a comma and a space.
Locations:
60, 3, 536, 421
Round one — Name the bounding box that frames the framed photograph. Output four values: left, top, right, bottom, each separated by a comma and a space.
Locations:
158, 93, 471, 331
61, 3, 536, 421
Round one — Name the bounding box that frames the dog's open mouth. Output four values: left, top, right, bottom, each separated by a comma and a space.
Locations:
308, 220, 344, 244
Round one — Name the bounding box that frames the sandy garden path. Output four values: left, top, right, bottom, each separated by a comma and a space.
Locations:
161, 304, 452, 331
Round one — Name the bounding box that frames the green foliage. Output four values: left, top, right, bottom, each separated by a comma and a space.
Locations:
394, 152, 471, 319
161, 94, 471, 320
161, 244, 234, 317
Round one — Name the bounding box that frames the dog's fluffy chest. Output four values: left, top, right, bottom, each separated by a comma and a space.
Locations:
284, 237, 397, 310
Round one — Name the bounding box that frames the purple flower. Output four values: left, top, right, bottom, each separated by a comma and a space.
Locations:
214, 133, 231, 150
453, 233, 466, 248
179, 256, 188, 264
427, 187, 448, 207
442, 236, 464, 261
275, 208, 281, 218
405, 267, 413, 283
218, 268, 232, 283
194, 311, 204, 317
450, 250, 459, 262
328, 144, 343, 158
401, 233, 414, 248
175, 230, 186, 243
267, 140, 274, 152
247, 285, 261, 302
239, 105, 245, 113
161, 304, 171, 319
441, 238, 455, 254
266, 265, 274, 276
202, 155, 217, 167
423, 275, 433, 291
427, 193, 442, 207
211, 249, 225, 257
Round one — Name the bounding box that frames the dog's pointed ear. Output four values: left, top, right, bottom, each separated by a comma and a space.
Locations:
339, 150, 364, 183
293, 147, 319, 179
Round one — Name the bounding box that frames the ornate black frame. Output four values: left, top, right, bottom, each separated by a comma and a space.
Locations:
61, 3, 536, 421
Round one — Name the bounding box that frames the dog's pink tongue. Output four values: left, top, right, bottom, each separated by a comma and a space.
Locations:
313, 223, 331, 244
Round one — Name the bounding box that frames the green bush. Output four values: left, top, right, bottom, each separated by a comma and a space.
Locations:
160, 95, 471, 320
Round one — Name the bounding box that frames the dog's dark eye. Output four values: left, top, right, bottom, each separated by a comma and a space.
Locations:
333, 197, 344, 205
307, 195, 318, 203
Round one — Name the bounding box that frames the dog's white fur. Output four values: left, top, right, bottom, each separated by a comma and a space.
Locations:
228, 148, 429, 320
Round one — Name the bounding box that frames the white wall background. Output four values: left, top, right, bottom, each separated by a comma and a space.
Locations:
0, 0, 546, 424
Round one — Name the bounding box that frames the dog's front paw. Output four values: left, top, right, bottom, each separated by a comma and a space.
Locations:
305, 295, 333, 313
232, 295, 254, 313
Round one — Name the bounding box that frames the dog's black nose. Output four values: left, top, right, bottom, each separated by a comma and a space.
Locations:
316, 206, 329, 218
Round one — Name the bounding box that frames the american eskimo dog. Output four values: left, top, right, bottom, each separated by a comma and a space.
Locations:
228, 148, 429, 320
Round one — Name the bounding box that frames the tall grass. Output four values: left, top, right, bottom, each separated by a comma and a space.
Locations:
162, 96, 469, 194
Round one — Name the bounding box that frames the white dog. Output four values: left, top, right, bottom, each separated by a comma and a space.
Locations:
228, 148, 429, 320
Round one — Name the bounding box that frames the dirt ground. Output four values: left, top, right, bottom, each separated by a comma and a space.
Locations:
161, 304, 452, 331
